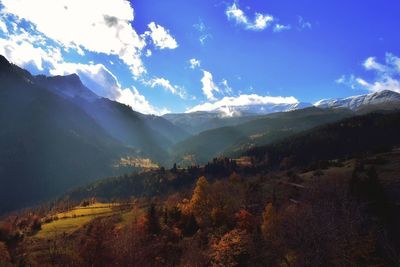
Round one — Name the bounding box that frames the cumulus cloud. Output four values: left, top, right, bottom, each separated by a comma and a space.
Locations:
226, 2, 274, 31
187, 94, 299, 113
1, 0, 147, 77
0, 1, 179, 114
143, 77, 186, 99
201, 70, 220, 100
0, 27, 62, 72
145, 22, 178, 49
356, 77, 400, 93
0, 20, 162, 115
118, 87, 167, 115
189, 58, 201, 69
337, 53, 400, 93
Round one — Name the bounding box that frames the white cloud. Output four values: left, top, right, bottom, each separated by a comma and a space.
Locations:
50, 62, 163, 114
336, 74, 359, 89
199, 34, 212, 45
1, 0, 147, 77
273, 24, 291, 32
335, 75, 346, 84
189, 58, 201, 69
201, 70, 220, 100
187, 94, 299, 113
226, 2, 274, 31
298, 16, 312, 30
50, 62, 120, 98
145, 22, 178, 49
0, 25, 161, 115
220, 79, 233, 95
338, 53, 400, 93
0, 17, 8, 33
118, 87, 166, 115
145, 49, 152, 57
144, 77, 186, 99
363, 57, 386, 72
252, 13, 274, 31
0, 29, 62, 72
356, 77, 400, 93
386, 53, 400, 72
193, 20, 212, 45
0, 2, 177, 114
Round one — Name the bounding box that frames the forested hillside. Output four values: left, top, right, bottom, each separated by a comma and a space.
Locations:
170, 107, 353, 165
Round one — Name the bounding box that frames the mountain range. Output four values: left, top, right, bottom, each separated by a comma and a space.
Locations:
1, 53, 400, 213
163, 90, 400, 134
314, 90, 400, 111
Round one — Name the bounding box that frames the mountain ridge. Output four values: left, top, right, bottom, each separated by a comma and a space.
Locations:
314, 90, 400, 110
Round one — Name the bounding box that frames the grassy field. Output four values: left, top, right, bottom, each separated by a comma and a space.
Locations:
36, 214, 102, 238
55, 203, 115, 218
35, 203, 133, 239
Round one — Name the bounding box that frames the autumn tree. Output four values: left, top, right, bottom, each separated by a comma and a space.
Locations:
190, 176, 210, 226
0, 242, 10, 265
77, 216, 116, 266
209, 180, 243, 228
261, 203, 276, 240
235, 210, 257, 233
211, 229, 253, 267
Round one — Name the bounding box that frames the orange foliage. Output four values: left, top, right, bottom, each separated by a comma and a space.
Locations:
189, 176, 211, 225
235, 210, 257, 233
211, 229, 253, 267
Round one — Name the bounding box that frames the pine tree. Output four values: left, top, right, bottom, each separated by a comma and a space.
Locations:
183, 213, 199, 236
145, 203, 160, 235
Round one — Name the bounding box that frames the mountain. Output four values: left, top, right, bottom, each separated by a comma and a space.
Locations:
63, 110, 400, 204
209, 101, 312, 116
0, 56, 129, 213
314, 90, 400, 111
164, 91, 400, 136
35, 71, 189, 160
170, 107, 354, 165
163, 102, 312, 135
163, 112, 262, 135
0, 55, 187, 213
246, 110, 400, 169
35, 73, 99, 101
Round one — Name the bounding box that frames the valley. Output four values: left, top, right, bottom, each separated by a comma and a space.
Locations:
1, 142, 400, 266
1, 54, 400, 266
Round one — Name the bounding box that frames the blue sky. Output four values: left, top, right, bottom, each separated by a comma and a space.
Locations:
0, 0, 399, 114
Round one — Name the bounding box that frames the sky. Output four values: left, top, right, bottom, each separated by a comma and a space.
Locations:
0, 0, 399, 115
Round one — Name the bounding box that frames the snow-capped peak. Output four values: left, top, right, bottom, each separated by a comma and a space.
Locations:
314, 90, 400, 110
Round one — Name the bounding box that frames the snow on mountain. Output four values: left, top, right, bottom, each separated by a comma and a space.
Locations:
314, 90, 400, 110
211, 102, 312, 117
